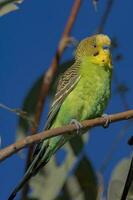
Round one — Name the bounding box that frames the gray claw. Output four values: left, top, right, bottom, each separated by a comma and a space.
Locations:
70, 119, 83, 135
102, 113, 111, 128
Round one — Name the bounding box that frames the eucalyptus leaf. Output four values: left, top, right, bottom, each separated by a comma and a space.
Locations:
69, 133, 89, 156
29, 142, 77, 200
0, 0, 23, 16
30, 149, 97, 200
55, 155, 97, 200
74, 156, 97, 200
107, 156, 133, 200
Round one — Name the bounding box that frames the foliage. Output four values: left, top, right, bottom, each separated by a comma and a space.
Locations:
108, 156, 133, 200
1, 0, 132, 200
0, 0, 24, 16
29, 140, 97, 200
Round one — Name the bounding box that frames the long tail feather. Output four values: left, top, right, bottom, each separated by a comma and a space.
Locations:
8, 136, 67, 200
8, 143, 48, 200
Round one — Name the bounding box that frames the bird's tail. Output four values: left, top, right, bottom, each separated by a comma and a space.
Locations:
8, 141, 53, 200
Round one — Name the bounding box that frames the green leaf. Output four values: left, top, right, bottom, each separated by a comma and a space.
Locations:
17, 59, 74, 139
74, 156, 97, 200
16, 76, 43, 140
0, 0, 23, 16
107, 155, 133, 200
30, 152, 97, 200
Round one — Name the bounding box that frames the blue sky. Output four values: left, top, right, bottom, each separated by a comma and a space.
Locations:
0, 0, 133, 199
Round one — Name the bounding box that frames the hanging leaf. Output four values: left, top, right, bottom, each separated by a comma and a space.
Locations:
0, 0, 24, 16
17, 59, 74, 140
16, 76, 43, 140
55, 155, 97, 200
54, 133, 89, 166
107, 156, 133, 200
69, 133, 89, 156
74, 156, 97, 200
29, 142, 78, 200
92, 0, 99, 11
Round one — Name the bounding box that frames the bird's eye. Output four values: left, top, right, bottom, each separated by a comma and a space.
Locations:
93, 52, 99, 56
93, 44, 97, 48
103, 45, 109, 50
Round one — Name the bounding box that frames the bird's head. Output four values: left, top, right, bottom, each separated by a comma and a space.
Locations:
75, 34, 112, 68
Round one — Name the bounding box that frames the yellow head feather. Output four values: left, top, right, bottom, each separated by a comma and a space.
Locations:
75, 34, 112, 68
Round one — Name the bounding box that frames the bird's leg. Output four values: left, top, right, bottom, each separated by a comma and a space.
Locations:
70, 119, 83, 135
102, 113, 111, 128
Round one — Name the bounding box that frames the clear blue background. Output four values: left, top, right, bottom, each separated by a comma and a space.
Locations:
0, 0, 133, 199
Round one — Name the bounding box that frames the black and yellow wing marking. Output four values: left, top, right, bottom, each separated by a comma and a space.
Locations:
44, 63, 81, 130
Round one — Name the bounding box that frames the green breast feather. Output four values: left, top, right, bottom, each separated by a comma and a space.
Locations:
53, 61, 112, 127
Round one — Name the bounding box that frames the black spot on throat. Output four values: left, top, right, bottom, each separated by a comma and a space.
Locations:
93, 51, 99, 56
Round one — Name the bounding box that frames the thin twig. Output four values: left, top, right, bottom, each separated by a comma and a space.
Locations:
22, 1, 82, 198
0, 103, 36, 127
97, 0, 115, 33
0, 110, 133, 163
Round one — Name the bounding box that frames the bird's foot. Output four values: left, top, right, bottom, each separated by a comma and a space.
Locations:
102, 113, 111, 128
70, 119, 83, 135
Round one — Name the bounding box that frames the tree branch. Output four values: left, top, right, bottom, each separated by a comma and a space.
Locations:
1, 110, 133, 163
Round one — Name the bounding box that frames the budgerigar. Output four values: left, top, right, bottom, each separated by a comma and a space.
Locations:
8, 34, 112, 200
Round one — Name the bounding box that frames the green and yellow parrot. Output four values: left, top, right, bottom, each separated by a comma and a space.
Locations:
8, 34, 112, 200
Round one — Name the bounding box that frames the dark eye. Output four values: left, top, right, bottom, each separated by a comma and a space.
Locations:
93, 51, 99, 56
93, 45, 97, 48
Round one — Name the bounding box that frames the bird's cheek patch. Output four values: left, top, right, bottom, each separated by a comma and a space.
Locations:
93, 51, 99, 56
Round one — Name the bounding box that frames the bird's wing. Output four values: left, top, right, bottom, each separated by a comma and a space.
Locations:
32, 63, 80, 158
44, 63, 81, 129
